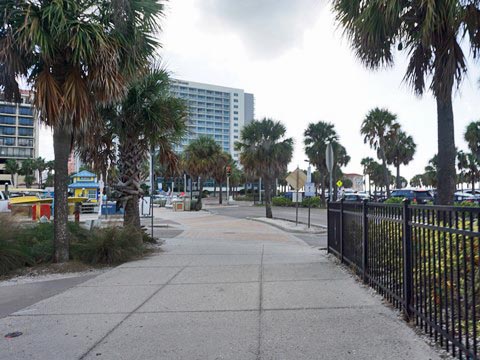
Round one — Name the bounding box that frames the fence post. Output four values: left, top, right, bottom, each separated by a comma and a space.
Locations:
402, 199, 413, 320
362, 199, 368, 283
326, 200, 330, 254
340, 198, 344, 263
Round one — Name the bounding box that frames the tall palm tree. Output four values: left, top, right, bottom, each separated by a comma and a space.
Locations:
211, 152, 232, 205
332, 0, 480, 204
424, 156, 439, 189
19, 158, 35, 187
410, 175, 425, 188
4, 159, 19, 187
183, 136, 223, 211
1, 0, 163, 262
78, 67, 188, 229
385, 129, 416, 189
360, 157, 375, 194
235, 118, 293, 219
361, 108, 398, 197
304, 121, 338, 204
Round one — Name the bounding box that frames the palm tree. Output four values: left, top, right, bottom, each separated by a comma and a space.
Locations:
332, 1, 480, 204
385, 129, 416, 189
78, 67, 188, 228
235, 118, 293, 218
211, 152, 232, 204
424, 156, 439, 189
360, 108, 398, 197
4, 159, 19, 186
304, 121, 338, 204
183, 136, 223, 211
1, 0, 163, 262
19, 158, 35, 187
410, 175, 424, 188
33, 157, 46, 188
360, 157, 375, 195
465, 121, 480, 160
457, 150, 479, 191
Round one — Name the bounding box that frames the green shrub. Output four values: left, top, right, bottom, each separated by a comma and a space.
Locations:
455, 201, 480, 207
71, 226, 145, 265
0, 216, 33, 275
384, 197, 405, 204
272, 196, 292, 207
302, 196, 322, 208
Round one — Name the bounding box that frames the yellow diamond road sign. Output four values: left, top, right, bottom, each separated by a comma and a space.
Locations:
336, 180, 343, 188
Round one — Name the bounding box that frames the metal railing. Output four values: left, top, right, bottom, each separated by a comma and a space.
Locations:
328, 200, 479, 360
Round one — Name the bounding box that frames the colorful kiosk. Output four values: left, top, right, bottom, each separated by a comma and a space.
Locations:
68, 170, 100, 202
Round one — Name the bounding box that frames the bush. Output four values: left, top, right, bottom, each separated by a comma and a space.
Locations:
272, 196, 292, 207
455, 201, 480, 207
71, 226, 145, 265
384, 197, 405, 204
302, 196, 322, 208
0, 216, 33, 275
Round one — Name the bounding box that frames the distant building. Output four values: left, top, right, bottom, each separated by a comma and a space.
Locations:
0, 90, 39, 186
344, 173, 364, 192
170, 79, 254, 162
68, 170, 99, 202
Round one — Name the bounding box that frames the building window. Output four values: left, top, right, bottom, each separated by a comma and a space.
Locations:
234, 105, 238, 108
0, 126, 15, 135
234, 111, 238, 114
234, 135, 239, 139
0, 116, 15, 125
0, 105, 16, 114
234, 99, 238, 103
18, 117, 34, 126
19, 107, 33, 116
234, 123, 238, 127
18, 138, 33, 147
18, 127, 33, 136
0, 146, 33, 157
234, 93, 238, 97
234, 117, 238, 120
0, 137, 15, 146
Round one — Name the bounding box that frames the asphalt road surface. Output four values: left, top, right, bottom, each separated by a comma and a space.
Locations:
207, 202, 328, 228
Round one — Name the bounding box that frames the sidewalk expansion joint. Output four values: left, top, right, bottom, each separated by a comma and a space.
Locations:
256, 245, 265, 360
77, 265, 188, 360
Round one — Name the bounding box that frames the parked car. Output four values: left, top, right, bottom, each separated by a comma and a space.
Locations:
343, 193, 370, 202
389, 189, 434, 204
453, 192, 479, 204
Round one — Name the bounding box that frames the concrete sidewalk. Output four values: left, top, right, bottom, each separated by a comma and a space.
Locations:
0, 210, 442, 359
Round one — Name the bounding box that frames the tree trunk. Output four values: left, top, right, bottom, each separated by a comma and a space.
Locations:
196, 178, 203, 210
436, 92, 456, 205
380, 150, 390, 197
321, 174, 326, 205
10, 174, 14, 187
396, 164, 401, 189
53, 125, 70, 263
118, 132, 144, 229
219, 182, 223, 204
213, 183, 216, 197
265, 178, 273, 218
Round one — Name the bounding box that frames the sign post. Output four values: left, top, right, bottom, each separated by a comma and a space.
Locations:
326, 143, 334, 201
226, 165, 231, 205
286, 168, 307, 226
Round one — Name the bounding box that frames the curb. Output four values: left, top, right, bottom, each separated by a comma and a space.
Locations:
247, 217, 327, 234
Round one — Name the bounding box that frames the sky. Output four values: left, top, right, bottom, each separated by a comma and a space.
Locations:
39, 0, 480, 181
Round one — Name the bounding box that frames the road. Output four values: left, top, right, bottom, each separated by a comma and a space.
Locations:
206, 201, 328, 227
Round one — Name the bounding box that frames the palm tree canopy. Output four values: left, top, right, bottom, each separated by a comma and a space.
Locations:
332, 0, 480, 99
183, 136, 223, 179
360, 108, 398, 150
464, 121, 480, 157
304, 121, 338, 171
0, 0, 162, 132
385, 130, 417, 167
235, 118, 293, 180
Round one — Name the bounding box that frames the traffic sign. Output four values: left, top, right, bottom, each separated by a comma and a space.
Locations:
305, 182, 316, 197
336, 180, 343, 188
326, 143, 334, 173
286, 169, 307, 190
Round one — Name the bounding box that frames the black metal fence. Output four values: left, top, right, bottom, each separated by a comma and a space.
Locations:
328, 200, 479, 360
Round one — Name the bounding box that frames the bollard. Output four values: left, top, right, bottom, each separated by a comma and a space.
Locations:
74, 202, 81, 223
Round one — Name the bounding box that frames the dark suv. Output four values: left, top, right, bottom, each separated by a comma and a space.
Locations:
389, 189, 434, 204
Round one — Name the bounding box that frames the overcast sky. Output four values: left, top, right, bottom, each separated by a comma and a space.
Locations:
39, 0, 480, 180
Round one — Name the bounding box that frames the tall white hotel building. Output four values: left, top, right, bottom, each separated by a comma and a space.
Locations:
170, 79, 254, 162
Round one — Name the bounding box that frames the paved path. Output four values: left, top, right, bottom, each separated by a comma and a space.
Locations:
0, 210, 441, 359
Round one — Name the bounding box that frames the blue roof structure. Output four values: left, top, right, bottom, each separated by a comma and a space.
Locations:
71, 170, 96, 178
68, 182, 100, 189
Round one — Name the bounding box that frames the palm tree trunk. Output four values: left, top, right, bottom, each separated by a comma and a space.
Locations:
219, 182, 223, 204
265, 178, 273, 218
436, 91, 456, 205
396, 164, 401, 189
196, 178, 203, 210
213, 183, 216, 197
380, 151, 390, 197
10, 173, 14, 187
53, 125, 70, 263
118, 133, 144, 229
